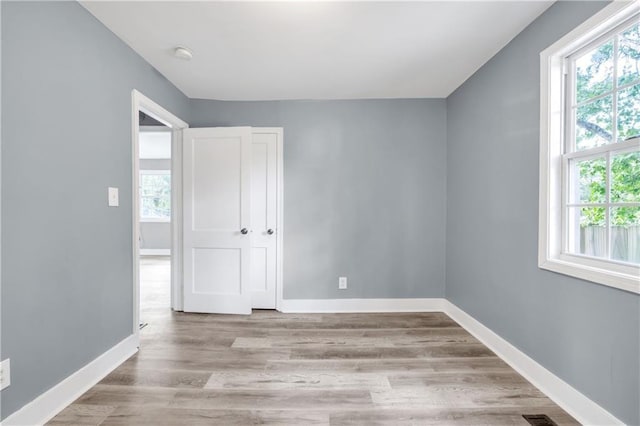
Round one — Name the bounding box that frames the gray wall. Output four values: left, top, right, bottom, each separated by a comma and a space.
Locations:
2, 0, 637, 424
190, 99, 447, 299
1, 1, 190, 420
445, 2, 639, 425
140, 222, 171, 251
140, 159, 171, 171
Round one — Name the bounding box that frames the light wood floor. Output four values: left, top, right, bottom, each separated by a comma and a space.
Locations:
49, 257, 578, 425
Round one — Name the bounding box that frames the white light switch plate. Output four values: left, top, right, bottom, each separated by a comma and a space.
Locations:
0, 358, 10, 391
339, 277, 348, 290
108, 187, 119, 207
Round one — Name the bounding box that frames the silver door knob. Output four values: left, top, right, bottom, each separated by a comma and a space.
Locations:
241, 228, 249, 235
267, 229, 274, 235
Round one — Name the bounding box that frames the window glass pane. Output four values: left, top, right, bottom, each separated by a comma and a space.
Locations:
140, 173, 171, 220
567, 207, 607, 258
569, 157, 606, 204
617, 84, 640, 141
611, 150, 640, 203
575, 95, 613, 150
618, 22, 640, 87
611, 206, 640, 264
576, 40, 614, 104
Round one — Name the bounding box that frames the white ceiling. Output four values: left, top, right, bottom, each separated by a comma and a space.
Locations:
81, 1, 553, 101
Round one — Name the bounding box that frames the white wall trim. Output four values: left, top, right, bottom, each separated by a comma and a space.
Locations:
443, 301, 624, 426
1, 300, 624, 425
132, 89, 189, 323
279, 297, 623, 424
140, 249, 171, 256
279, 298, 447, 313
170, 126, 185, 312
140, 218, 170, 223
538, 0, 640, 295
1, 335, 138, 426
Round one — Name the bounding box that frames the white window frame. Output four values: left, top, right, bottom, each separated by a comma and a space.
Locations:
539, 0, 640, 295
139, 169, 171, 223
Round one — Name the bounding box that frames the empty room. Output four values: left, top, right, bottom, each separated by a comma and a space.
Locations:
1, 1, 639, 425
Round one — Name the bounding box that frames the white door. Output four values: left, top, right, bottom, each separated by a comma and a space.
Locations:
182, 127, 252, 314
250, 130, 280, 308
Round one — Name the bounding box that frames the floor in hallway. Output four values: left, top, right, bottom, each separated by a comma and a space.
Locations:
139, 255, 171, 319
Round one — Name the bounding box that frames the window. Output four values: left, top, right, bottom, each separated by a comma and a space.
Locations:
540, 2, 640, 294
140, 170, 171, 222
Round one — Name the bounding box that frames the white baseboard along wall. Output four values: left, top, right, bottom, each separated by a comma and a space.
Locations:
279, 298, 447, 313
442, 301, 623, 426
280, 298, 622, 425
1, 335, 139, 426
1, 299, 622, 426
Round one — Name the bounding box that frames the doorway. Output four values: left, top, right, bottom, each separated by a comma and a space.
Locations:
132, 91, 284, 337
132, 90, 188, 343
138, 116, 171, 327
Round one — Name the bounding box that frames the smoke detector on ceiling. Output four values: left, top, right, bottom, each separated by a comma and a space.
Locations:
173, 46, 193, 61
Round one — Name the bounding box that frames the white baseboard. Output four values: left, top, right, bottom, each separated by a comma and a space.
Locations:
140, 249, 170, 256
1, 301, 623, 426
443, 301, 623, 426
1, 335, 138, 426
280, 297, 622, 425
279, 297, 446, 313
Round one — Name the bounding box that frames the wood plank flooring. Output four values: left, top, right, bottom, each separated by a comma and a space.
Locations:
49, 257, 578, 425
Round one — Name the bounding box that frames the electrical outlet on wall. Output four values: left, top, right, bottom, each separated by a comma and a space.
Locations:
338, 277, 348, 290
0, 359, 11, 391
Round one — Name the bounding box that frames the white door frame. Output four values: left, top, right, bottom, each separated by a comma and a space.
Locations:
252, 128, 284, 311
131, 90, 188, 343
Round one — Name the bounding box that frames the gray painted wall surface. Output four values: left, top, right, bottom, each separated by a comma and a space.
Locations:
1, 1, 190, 420
140, 222, 171, 251
190, 99, 447, 300
445, 2, 639, 424
140, 159, 171, 171
2, 0, 638, 424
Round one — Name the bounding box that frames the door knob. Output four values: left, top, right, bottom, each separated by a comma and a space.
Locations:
267, 229, 274, 235
241, 228, 249, 235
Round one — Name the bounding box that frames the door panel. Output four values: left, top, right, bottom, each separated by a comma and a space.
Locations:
183, 127, 252, 314
250, 247, 268, 292
193, 137, 242, 230
250, 142, 269, 231
250, 131, 279, 309
193, 248, 241, 294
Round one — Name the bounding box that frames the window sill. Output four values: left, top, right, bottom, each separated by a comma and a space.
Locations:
140, 218, 170, 223
540, 256, 639, 294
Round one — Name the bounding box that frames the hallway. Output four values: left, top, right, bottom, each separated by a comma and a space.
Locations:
139, 256, 171, 324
